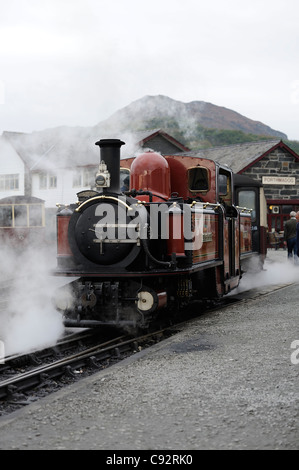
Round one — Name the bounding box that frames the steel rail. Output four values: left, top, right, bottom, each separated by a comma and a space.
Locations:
0, 330, 166, 400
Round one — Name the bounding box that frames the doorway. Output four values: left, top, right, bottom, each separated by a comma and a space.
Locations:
267, 202, 299, 233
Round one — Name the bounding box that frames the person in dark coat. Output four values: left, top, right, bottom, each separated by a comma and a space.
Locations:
296, 211, 299, 259
284, 211, 297, 259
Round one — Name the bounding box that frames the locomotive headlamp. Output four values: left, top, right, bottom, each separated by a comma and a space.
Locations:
95, 161, 110, 188
95, 174, 106, 186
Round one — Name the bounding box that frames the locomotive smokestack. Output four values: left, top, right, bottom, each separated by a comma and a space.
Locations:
95, 139, 125, 193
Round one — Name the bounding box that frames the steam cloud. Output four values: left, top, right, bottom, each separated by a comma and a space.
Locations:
234, 249, 299, 294
0, 244, 65, 357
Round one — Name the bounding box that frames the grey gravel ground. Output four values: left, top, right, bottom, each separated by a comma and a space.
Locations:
0, 250, 298, 450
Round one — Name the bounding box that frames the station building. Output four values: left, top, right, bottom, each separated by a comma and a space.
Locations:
187, 140, 299, 234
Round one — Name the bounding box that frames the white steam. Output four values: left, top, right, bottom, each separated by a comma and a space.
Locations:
235, 249, 299, 294
0, 244, 65, 357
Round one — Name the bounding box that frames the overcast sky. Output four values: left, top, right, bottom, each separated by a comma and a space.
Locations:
0, 0, 299, 140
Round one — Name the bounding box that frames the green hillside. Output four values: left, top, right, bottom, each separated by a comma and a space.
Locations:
286, 139, 299, 154
134, 117, 299, 151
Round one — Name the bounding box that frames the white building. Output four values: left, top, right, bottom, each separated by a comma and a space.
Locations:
0, 129, 100, 208
0, 128, 189, 209
0, 134, 26, 197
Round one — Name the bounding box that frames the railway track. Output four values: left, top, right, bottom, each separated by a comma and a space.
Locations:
0, 334, 128, 399
0, 281, 294, 416
0, 327, 175, 414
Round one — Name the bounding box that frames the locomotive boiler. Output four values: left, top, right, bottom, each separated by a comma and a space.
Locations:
54, 138, 266, 330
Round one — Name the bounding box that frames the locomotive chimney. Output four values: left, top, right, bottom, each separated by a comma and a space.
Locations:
95, 138, 125, 193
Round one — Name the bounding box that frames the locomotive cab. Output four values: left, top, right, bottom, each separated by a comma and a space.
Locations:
234, 173, 268, 264
217, 166, 237, 218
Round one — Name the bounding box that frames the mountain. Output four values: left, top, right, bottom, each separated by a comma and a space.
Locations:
4, 95, 290, 168
96, 95, 287, 141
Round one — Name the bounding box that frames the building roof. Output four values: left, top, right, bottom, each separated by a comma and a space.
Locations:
2, 128, 98, 170
178, 140, 299, 173
1, 128, 189, 170
135, 129, 190, 152
3, 127, 297, 176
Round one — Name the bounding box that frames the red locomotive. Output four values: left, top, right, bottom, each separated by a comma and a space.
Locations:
54, 139, 267, 330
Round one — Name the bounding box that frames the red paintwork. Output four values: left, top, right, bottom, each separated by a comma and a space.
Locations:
167, 209, 185, 257
121, 153, 248, 294
192, 213, 219, 263
223, 219, 230, 278
130, 152, 171, 201
240, 214, 252, 254
165, 155, 216, 203
122, 154, 217, 203
57, 215, 72, 256
234, 220, 240, 274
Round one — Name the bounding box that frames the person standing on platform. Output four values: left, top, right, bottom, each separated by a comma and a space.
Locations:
296, 212, 299, 260
284, 211, 297, 260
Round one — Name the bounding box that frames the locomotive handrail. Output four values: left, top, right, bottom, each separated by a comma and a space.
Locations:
203, 203, 221, 210
190, 201, 221, 210
75, 195, 132, 212
235, 206, 253, 212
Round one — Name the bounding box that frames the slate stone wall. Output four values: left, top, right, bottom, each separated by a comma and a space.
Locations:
241, 148, 299, 200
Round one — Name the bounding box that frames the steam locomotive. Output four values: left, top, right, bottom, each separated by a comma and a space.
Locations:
54, 139, 267, 330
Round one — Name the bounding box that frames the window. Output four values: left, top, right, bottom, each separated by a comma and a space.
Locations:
39, 173, 47, 189
0, 205, 13, 227
73, 170, 82, 187
219, 170, 233, 207
49, 175, 57, 189
188, 167, 209, 192
29, 204, 43, 227
83, 169, 96, 187
0, 203, 44, 228
0, 174, 19, 191
281, 162, 289, 172
120, 168, 130, 192
219, 174, 228, 195
14, 205, 28, 227
282, 205, 299, 214
238, 190, 256, 221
